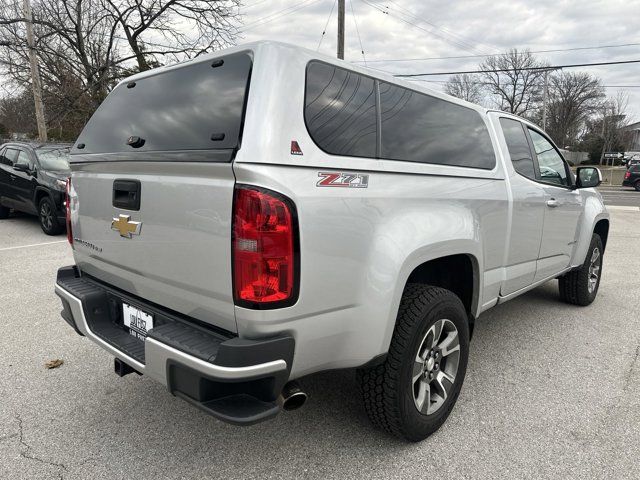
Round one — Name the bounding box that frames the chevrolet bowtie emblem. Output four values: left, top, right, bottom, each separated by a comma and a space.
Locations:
111, 214, 142, 238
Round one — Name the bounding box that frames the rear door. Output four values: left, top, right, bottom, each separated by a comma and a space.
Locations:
526, 128, 583, 281
69, 51, 253, 333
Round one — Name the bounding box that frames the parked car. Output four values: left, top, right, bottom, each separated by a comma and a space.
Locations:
623, 164, 640, 191
54, 41, 609, 442
0, 142, 71, 234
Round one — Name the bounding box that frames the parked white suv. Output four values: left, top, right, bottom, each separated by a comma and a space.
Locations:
55, 41, 609, 441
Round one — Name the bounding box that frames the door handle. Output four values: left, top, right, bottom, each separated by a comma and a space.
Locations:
546, 198, 559, 208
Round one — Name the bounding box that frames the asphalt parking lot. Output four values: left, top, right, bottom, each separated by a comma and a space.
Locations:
1, 204, 639, 479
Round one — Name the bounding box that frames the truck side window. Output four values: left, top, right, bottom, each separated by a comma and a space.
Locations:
499, 118, 535, 179
378, 82, 495, 169
305, 62, 377, 158
528, 129, 569, 187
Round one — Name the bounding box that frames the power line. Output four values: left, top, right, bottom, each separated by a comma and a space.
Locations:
409, 79, 640, 89
317, 0, 337, 51
360, 0, 485, 56
239, 0, 325, 33
383, 0, 493, 55
354, 42, 640, 64
242, 0, 271, 10
349, 0, 366, 66
394, 59, 640, 77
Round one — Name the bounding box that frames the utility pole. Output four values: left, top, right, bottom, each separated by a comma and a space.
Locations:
337, 0, 345, 60
23, 0, 47, 142
542, 70, 549, 130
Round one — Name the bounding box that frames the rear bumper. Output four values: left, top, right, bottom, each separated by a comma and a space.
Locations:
622, 179, 635, 187
55, 266, 294, 425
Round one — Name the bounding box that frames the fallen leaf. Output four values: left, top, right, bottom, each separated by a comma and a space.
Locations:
45, 359, 64, 369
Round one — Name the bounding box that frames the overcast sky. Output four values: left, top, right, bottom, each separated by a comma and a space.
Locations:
238, 0, 640, 121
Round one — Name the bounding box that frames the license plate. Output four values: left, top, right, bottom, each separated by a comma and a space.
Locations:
122, 303, 154, 341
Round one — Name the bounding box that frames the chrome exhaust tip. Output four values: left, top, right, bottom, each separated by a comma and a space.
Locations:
279, 381, 307, 411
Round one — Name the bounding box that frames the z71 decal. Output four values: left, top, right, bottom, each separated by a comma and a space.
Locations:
316, 172, 369, 188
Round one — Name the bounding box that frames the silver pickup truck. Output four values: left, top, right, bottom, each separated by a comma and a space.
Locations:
55, 41, 609, 442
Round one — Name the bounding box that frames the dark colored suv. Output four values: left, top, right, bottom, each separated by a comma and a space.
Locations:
0, 142, 71, 234
623, 164, 640, 191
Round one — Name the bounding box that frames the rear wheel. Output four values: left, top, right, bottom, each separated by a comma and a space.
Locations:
357, 284, 469, 442
635, 180, 640, 192
38, 196, 64, 235
559, 233, 603, 306
0, 205, 9, 219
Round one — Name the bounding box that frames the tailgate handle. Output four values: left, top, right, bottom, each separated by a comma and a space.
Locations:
113, 179, 141, 211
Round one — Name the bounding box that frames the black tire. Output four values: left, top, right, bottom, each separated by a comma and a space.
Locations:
558, 233, 603, 306
635, 180, 640, 192
357, 284, 470, 442
0, 205, 9, 219
38, 196, 64, 235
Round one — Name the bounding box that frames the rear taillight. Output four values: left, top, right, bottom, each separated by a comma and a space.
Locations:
65, 177, 73, 245
232, 185, 298, 308
625, 171, 631, 179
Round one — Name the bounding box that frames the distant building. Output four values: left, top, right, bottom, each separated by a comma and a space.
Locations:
623, 121, 640, 151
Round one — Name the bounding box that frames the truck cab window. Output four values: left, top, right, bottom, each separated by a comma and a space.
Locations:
528, 129, 569, 187
499, 118, 535, 179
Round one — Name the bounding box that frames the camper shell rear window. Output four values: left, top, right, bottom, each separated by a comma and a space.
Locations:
72, 51, 252, 157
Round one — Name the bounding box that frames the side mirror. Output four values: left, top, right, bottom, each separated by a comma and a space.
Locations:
13, 163, 29, 173
575, 167, 602, 188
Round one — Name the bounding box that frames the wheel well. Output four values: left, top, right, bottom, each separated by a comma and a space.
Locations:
34, 189, 49, 207
406, 254, 476, 320
594, 219, 609, 252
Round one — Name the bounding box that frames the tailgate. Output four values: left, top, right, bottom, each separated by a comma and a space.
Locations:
66, 50, 254, 334
70, 160, 237, 333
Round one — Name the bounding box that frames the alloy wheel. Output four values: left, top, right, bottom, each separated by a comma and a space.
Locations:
412, 319, 461, 415
40, 202, 53, 231
588, 247, 601, 294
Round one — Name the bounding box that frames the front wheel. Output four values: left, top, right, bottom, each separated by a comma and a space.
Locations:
558, 233, 603, 306
635, 180, 640, 192
357, 284, 470, 442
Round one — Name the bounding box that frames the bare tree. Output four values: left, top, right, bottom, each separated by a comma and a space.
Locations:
444, 73, 482, 104
479, 49, 546, 117
543, 71, 604, 148
0, 89, 36, 134
0, 0, 241, 139
102, 0, 240, 72
0, 1, 122, 110
600, 91, 631, 164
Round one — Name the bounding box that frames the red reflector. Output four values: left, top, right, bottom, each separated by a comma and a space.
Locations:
232, 186, 298, 307
625, 171, 631, 179
65, 178, 73, 246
